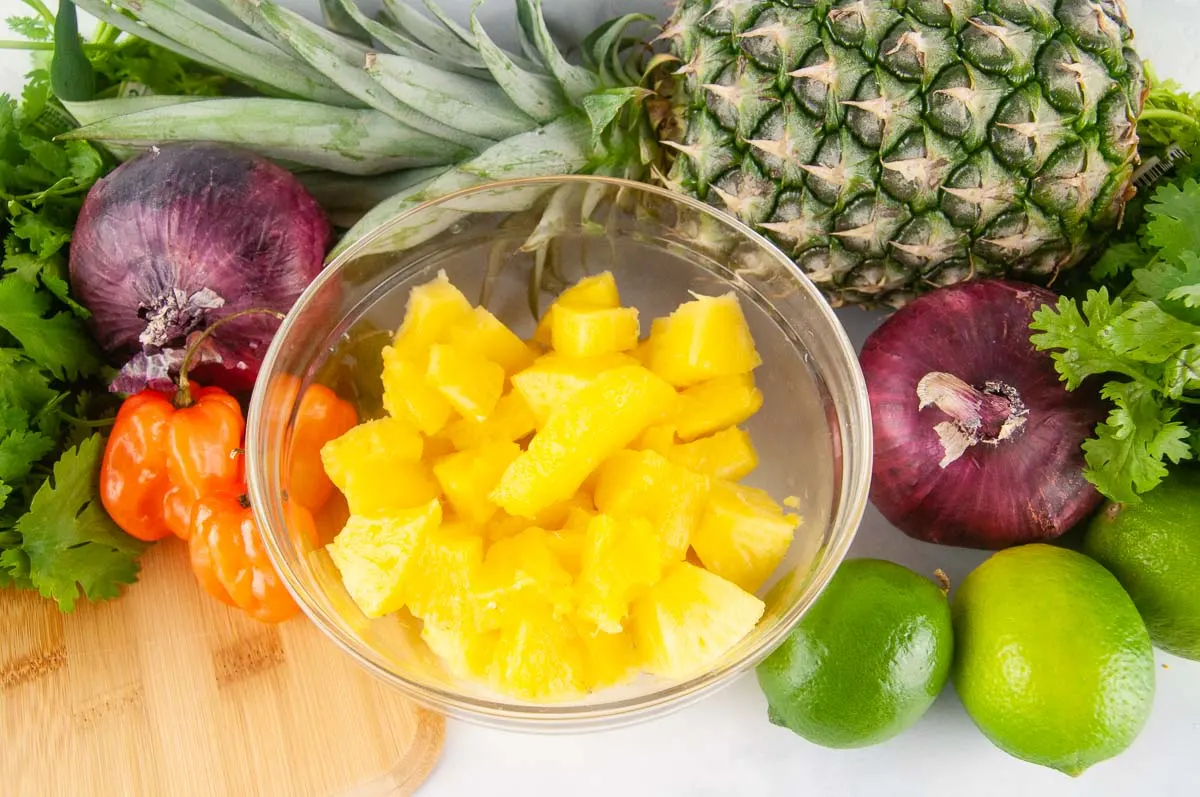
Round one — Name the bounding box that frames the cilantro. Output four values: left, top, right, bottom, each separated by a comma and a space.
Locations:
14, 435, 145, 611
1032, 179, 1200, 503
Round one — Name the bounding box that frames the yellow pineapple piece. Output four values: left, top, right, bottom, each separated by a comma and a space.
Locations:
381, 345, 454, 435
485, 510, 534, 542
577, 514, 663, 633
442, 391, 537, 450
634, 423, 677, 453
492, 366, 677, 518
448, 306, 537, 375
551, 305, 640, 358
320, 416, 424, 491
475, 528, 575, 631
341, 459, 441, 516
532, 271, 621, 346
631, 562, 765, 679
422, 618, 498, 680
592, 449, 710, 563
423, 433, 458, 459
648, 293, 761, 387
544, 527, 587, 576
510, 352, 639, 426
488, 607, 587, 700
578, 625, 638, 689
426, 343, 505, 423
406, 521, 484, 627
666, 426, 758, 480
691, 481, 799, 592
393, 271, 474, 357
563, 506, 595, 530
325, 499, 441, 618
673, 374, 764, 441
432, 440, 522, 525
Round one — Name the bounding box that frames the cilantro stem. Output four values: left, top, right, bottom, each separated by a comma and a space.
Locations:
1138, 108, 1200, 129
58, 412, 116, 428
0, 40, 120, 51
20, 0, 54, 24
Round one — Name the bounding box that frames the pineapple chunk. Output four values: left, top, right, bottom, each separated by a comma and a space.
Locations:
475, 528, 575, 631
406, 521, 484, 627
488, 607, 587, 700
647, 293, 761, 387
422, 619, 498, 680
393, 271, 474, 357
492, 366, 677, 518
634, 423, 677, 453
511, 352, 639, 426
673, 374, 764, 441
592, 449, 710, 562
691, 481, 799, 592
666, 426, 758, 480
325, 499, 441, 618
551, 305, 640, 358
442, 391, 537, 450
448, 306, 537, 375
579, 625, 638, 689
432, 440, 521, 524
341, 460, 441, 516
544, 528, 587, 576
320, 416, 424, 491
381, 346, 454, 435
631, 562, 765, 678
532, 271, 621, 345
426, 343, 505, 423
577, 514, 663, 633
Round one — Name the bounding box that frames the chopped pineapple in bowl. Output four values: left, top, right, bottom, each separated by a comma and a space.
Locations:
245, 176, 871, 731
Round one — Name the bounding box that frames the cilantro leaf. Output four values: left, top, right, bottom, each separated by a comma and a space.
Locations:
1082, 382, 1194, 503
1145, 180, 1200, 266
1090, 241, 1149, 281
1164, 347, 1200, 399
1030, 289, 1145, 389
3, 251, 88, 317
14, 435, 145, 612
6, 15, 50, 42
0, 274, 100, 379
1099, 301, 1200, 363
0, 428, 54, 483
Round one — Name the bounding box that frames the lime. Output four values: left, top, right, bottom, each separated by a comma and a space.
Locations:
755, 558, 952, 748
952, 544, 1154, 776
1083, 468, 1200, 660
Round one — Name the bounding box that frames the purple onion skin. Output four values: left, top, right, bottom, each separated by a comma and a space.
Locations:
70, 143, 330, 394
860, 280, 1106, 550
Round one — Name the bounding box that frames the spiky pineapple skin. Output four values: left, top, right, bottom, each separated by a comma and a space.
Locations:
662, 0, 1145, 307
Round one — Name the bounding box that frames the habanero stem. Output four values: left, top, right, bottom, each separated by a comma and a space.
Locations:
175, 307, 285, 408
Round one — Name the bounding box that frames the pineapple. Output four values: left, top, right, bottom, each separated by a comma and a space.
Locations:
449, 306, 537, 376
68, 0, 1144, 308
325, 499, 442, 618
691, 481, 799, 592
405, 521, 483, 627
489, 607, 588, 700
576, 514, 664, 633
673, 374, 763, 441
391, 272, 474, 357
441, 391, 537, 451
432, 440, 522, 524
533, 271, 622, 345
474, 527, 575, 631
551, 305, 641, 359
631, 562, 765, 678
510, 352, 640, 426
321, 416, 424, 486
381, 346, 454, 436
426, 343, 505, 423
647, 293, 761, 387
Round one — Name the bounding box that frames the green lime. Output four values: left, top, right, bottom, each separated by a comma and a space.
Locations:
1083, 468, 1200, 660
952, 544, 1155, 776
755, 558, 953, 748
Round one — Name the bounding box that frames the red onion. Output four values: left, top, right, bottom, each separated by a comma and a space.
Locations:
860, 280, 1105, 550
70, 143, 330, 394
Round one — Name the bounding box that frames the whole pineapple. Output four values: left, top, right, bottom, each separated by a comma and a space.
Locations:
65, 0, 1145, 308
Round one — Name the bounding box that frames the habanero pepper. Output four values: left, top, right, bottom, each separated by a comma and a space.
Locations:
163, 385, 246, 538
189, 491, 313, 623
100, 390, 176, 542
289, 383, 358, 513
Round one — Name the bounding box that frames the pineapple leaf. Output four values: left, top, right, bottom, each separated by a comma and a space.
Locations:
470, 3, 567, 123
319, 0, 373, 44
419, 0, 479, 51
211, 0, 313, 60
331, 0, 486, 75
586, 13, 655, 87
516, 0, 601, 102
60, 98, 470, 175
100, 0, 362, 107
381, 0, 487, 69
367, 52, 538, 139
255, 0, 493, 151
581, 87, 645, 147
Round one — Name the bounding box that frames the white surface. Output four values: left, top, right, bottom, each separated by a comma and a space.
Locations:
2, 0, 1198, 794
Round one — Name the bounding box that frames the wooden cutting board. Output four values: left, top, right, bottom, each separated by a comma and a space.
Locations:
0, 538, 444, 797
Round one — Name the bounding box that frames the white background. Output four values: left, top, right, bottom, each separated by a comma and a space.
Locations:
2, 1, 1199, 795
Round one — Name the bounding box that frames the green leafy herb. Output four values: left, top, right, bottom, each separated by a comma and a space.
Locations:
1032, 181, 1200, 503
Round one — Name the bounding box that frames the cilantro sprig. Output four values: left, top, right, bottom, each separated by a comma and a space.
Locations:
1032, 179, 1200, 503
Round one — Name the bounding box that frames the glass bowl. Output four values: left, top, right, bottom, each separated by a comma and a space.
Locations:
245, 175, 872, 732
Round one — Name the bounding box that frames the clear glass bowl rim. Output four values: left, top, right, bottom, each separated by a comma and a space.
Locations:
246, 174, 873, 730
